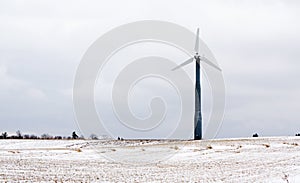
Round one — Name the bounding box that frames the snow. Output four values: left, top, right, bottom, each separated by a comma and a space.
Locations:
0, 137, 299, 182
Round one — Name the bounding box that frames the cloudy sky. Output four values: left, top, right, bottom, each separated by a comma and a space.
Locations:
0, 0, 299, 138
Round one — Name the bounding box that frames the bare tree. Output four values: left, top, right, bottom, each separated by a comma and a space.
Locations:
16, 130, 23, 139
90, 134, 98, 140
41, 134, 52, 139
2, 132, 7, 139
72, 131, 78, 139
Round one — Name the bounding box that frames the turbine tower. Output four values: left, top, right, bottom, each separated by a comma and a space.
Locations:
172, 28, 221, 140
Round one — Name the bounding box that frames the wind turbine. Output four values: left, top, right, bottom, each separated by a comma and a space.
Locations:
172, 28, 221, 140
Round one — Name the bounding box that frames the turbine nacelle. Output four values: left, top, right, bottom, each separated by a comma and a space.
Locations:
171, 54, 221, 71
172, 28, 221, 72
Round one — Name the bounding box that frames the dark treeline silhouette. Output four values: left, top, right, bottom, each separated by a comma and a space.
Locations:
0, 130, 87, 140
251, 133, 300, 138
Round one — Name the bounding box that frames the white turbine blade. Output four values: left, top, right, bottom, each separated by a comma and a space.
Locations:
172, 57, 194, 71
200, 56, 222, 71
194, 28, 200, 53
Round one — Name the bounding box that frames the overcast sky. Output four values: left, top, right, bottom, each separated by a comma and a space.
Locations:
0, 0, 299, 138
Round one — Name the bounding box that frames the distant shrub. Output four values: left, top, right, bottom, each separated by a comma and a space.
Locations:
8, 150, 19, 154
9, 136, 19, 139
169, 146, 180, 150
90, 134, 98, 140
23, 134, 30, 139
54, 136, 62, 140
206, 145, 213, 149
30, 134, 38, 139
291, 143, 298, 146
282, 173, 289, 183
75, 148, 82, 152
41, 134, 53, 139
252, 133, 259, 137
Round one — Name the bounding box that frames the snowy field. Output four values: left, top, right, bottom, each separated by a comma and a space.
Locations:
0, 137, 299, 182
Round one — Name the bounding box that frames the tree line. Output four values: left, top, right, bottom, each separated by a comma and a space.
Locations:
0, 130, 97, 140
252, 133, 300, 137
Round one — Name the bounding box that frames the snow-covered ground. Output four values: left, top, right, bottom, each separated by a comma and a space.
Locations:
0, 137, 299, 182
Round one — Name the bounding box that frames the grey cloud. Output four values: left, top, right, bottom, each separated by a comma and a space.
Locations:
0, 0, 299, 138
